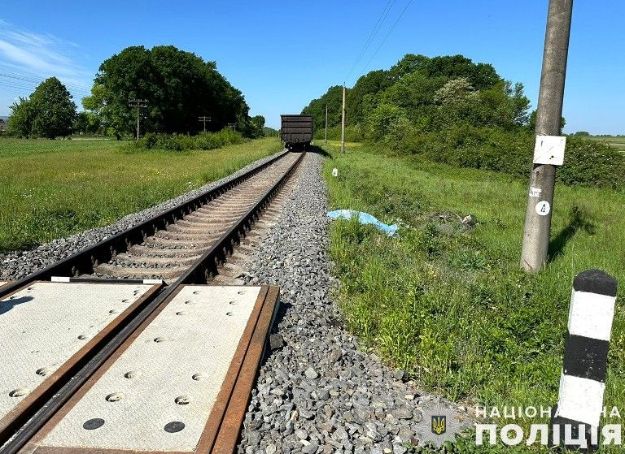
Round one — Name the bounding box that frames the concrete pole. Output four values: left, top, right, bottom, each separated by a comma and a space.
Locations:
520, 0, 573, 272
325, 104, 328, 145
136, 109, 140, 140
341, 85, 346, 153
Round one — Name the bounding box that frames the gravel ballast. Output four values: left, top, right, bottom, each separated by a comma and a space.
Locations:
238, 152, 472, 453
1, 149, 472, 451
0, 151, 285, 281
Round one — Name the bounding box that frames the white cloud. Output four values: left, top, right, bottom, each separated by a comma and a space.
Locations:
0, 19, 93, 109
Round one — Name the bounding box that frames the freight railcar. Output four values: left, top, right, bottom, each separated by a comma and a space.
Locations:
280, 115, 314, 150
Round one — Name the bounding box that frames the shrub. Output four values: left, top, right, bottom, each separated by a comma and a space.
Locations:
134, 129, 245, 151
387, 125, 625, 190
139, 132, 159, 149
313, 125, 364, 142
559, 137, 625, 189
202, 128, 245, 148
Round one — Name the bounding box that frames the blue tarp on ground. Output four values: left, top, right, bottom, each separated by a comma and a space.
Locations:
327, 210, 398, 237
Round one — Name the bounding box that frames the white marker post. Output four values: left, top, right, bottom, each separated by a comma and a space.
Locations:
552, 269, 617, 449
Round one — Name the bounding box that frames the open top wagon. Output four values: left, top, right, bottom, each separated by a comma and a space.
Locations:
280, 114, 314, 150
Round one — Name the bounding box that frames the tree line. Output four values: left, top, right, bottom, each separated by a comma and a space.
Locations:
6, 45, 266, 140
303, 53, 625, 190
303, 54, 531, 139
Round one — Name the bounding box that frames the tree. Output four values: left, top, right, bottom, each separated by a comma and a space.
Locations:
389, 54, 430, 79
301, 85, 343, 131
509, 82, 530, 126
7, 98, 35, 137
366, 103, 408, 141
263, 126, 279, 137
83, 45, 251, 137
7, 77, 76, 138
303, 53, 528, 145
348, 70, 394, 124
74, 111, 101, 135
30, 78, 77, 138
528, 110, 566, 134
423, 55, 501, 90
249, 115, 265, 138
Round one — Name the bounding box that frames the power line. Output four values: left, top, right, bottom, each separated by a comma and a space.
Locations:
0, 73, 91, 96
0, 81, 37, 91
0, 79, 90, 98
0, 70, 91, 89
0, 73, 90, 92
345, 0, 396, 83
0, 85, 32, 97
360, 0, 416, 75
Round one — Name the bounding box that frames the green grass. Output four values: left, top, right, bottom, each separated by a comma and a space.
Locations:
323, 143, 625, 451
588, 135, 625, 152
0, 137, 282, 251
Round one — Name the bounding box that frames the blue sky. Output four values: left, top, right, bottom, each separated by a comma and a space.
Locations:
0, 1, 623, 133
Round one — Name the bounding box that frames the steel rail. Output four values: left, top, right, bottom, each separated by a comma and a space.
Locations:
0, 150, 289, 299
0, 151, 304, 453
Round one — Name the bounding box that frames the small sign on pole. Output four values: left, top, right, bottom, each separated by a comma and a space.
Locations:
533, 135, 566, 166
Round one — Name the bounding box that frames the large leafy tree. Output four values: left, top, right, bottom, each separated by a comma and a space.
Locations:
302, 53, 529, 137
83, 45, 251, 137
347, 70, 394, 125
8, 77, 76, 138
301, 85, 343, 131
30, 78, 77, 138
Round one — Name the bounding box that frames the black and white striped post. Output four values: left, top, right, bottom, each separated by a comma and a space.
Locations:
552, 269, 617, 449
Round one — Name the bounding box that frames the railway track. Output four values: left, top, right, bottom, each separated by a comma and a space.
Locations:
93, 153, 301, 281
0, 150, 305, 453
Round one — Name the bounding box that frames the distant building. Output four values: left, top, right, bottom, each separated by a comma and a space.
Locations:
0, 117, 7, 133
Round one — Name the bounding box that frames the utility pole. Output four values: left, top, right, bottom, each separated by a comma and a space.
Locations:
128, 99, 148, 140
340, 84, 346, 153
324, 104, 328, 145
520, 0, 573, 272
198, 115, 212, 132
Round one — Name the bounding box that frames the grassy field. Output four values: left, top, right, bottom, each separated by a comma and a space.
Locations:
322, 142, 625, 450
588, 135, 625, 152
0, 137, 282, 252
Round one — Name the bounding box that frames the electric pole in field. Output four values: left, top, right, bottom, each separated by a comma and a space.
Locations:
340, 84, 346, 153
198, 115, 212, 132
128, 99, 148, 140
324, 104, 328, 145
520, 0, 573, 272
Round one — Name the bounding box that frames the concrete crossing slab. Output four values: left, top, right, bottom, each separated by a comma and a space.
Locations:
25, 285, 280, 454
0, 281, 161, 440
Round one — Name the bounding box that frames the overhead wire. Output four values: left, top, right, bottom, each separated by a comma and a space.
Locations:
0, 76, 91, 99
344, 0, 396, 84
0, 72, 91, 96
360, 0, 416, 75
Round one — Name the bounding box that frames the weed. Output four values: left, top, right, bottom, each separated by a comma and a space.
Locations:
323, 142, 625, 452
0, 137, 281, 251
